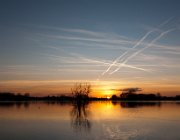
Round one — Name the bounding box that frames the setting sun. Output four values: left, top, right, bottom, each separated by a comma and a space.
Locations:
101, 86, 115, 98
107, 96, 110, 99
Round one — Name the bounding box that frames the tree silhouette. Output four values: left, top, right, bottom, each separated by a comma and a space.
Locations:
71, 83, 91, 100
120, 88, 142, 99
111, 94, 118, 100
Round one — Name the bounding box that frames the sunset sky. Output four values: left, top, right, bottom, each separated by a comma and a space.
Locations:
0, 0, 180, 97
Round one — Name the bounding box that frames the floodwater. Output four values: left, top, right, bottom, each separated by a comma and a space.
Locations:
0, 101, 180, 140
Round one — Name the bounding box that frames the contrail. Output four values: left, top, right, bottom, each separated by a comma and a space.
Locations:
101, 17, 173, 76
121, 64, 150, 72
78, 55, 149, 72
158, 17, 174, 27
101, 30, 155, 75
110, 28, 176, 74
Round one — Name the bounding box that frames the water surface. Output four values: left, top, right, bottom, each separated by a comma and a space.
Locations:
0, 101, 180, 140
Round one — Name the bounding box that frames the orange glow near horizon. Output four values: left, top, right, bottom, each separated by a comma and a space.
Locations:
0, 80, 180, 97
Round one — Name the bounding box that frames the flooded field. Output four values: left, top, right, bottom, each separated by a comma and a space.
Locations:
0, 101, 180, 140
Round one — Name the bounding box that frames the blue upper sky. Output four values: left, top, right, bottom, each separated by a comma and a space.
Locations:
0, 0, 180, 96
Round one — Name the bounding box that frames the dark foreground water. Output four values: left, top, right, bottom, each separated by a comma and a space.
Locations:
0, 101, 180, 140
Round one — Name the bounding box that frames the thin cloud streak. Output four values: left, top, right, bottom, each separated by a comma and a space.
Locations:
37, 25, 129, 39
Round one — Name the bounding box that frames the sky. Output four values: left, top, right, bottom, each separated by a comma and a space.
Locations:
0, 0, 180, 97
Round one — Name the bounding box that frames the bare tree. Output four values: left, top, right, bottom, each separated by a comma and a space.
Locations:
71, 83, 91, 99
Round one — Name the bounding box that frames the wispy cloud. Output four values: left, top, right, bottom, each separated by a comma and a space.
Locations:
23, 21, 180, 82
37, 25, 129, 39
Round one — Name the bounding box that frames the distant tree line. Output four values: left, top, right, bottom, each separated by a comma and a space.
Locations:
0, 92, 75, 101
0, 92, 31, 101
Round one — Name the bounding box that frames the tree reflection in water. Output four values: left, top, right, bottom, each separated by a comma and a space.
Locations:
70, 101, 91, 132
